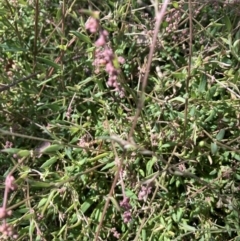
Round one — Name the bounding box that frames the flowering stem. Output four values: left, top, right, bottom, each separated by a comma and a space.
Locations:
128, 0, 171, 140
93, 151, 126, 241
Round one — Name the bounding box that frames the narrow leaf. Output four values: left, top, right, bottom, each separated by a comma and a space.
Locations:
70, 31, 91, 44
41, 144, 63, 153
81, 198, 94, 213
40, 156, 58, 169
36, 57, 60, 69
216, 129, 225, 141
17, 150, 31, 157
1, 148, 20, 154
211, 142, 218, 155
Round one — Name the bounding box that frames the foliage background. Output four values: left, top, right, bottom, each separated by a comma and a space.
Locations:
1, 0, 240, 240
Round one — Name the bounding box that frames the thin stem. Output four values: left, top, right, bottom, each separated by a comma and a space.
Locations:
184, 0, 193, 139
93, 152, 126, 241
33, 0, 39, 71
0, 72, 40, 92
128, 0, 170, 140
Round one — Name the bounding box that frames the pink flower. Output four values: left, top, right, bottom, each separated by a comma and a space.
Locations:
118, 56, 125, 64
105, 62, 115, 75
102, 30, 109, 37
85, 17, 125, 97
107, 78, 114, 87
95, 34, 106, 47
85, 17, 99, 33
123, 211, 132, 223
103, 48, 114, 61
120, 197, 131, 210
5, 175, 17, 191
0, 207, 7, 219
138, 185, 152, 200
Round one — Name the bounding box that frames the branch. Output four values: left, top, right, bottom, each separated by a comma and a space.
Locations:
0, 72, 40, 93
128, 0, 170, 140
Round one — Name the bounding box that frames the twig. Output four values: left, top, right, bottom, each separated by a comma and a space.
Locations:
128, 0, 170, 141
0, 72, 40, 93
0, 129, 94, 151
93, 153, 126, 241
60, 0, 66, 90
33, 0, 39, 71
200, 70, 240, 99
93, 119, 125, 241
184, 0, 193, 139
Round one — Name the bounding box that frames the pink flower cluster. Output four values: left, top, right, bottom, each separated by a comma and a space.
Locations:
120, 197, 132, 223
0, 222, 17, 239
5, 175, 17, 191
0, 208, 12, 219
120, 196, 131, 210
85, 16, 99, 33
0, 175, 18, 239
138, 185, 152, 201
85, 17, 125, 97
123, 210, 132, 223
111, 227, 120, 239
4, 141, 13, 149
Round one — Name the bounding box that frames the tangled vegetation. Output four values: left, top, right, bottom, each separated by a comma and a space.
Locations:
1, 0, 240, 240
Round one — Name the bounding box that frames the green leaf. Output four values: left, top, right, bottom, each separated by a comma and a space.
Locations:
211, 142, 218, 155
17, 150, 31, 157
125, 189, 138, 199
172, 72, 187, 79
40, 156, 58, 169
176, 208, 183, 222
79, 9, 100, 19
37, 103, 61, 111
172, 1, 179, 8
139, 169, 145, 177
29, 220, 35, 236
69, 126, 80, 135
57, 224, 67, 236
57, 44, 67, 51
0, 8, 7, 15
141, 229, 147, 241
180, 223, 196, 231
100, 161, 115, 171
41, 144, 63, 153
198, 75, 206, 92
70, 31, 91, 44
232, 153, 240, 161
28, 180, 52, 188
37, 73, 60, 86
36, 57, 60, 69
37, 198, 48, 208
81, 198, 94, 213
176, 179, 181, 187
146, 157, 157, 176
223, 15, 232, 32
169, 97, 185, 103
172, 213, 177, 222
161, 142, 175, 148
216, 129, 225, 141
109, 197, 120, 212
160, 216, 165, 225
220, 37, 231, 46
0, 43, 27, 52
1, 148, 20, 154
94, 207, 102, 222
209, 169, 217, 175
233, 39, 240, 55
205, 109, 216, 122
41, 190, 56, 215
